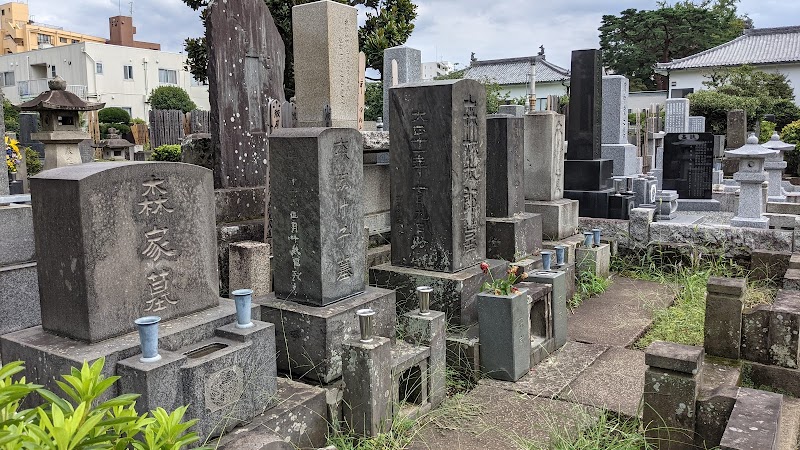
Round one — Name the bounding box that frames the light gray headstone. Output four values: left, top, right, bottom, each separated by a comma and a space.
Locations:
664, 99, 690, 134
498, 105, 525, 118
688, 116, 706, 133
382, 45, 421, 132
601, 75, 629, 145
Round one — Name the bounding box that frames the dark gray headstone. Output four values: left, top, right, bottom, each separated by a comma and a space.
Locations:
486, 115, 524, 218
19, 112, 44, 158
31, 162, 219, 343
663, 133, 715, 199
566, 49, 602, 160
389, 79, 487, 273
726, 110, 747, 149
269, 128, 365, 305
208, 0, 285, 189
78, 139, 94, 163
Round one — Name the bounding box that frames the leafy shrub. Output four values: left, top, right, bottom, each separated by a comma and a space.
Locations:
781, 120, 800, 176
100, 123, 131, 137
688, 90, 760, 134
768, 98, 800, 131
148, 86, 197, 113
759, 121, 776, 143
0, 358, 204, 449
98, 107, 131, 125
25, 147, 42, 175
132, 117, 147, 125
3, 98, 20, 134
151, 144, 182, 162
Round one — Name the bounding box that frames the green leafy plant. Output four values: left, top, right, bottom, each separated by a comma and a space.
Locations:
151, 144, 182, 162
569, 271, 611, 310
0, 358, 204, 449
98, 107, 132, 125
759, 120, 776, 143
24, 147, 42, 175
100, 123, 132, 137
148, 86, 197, 113
480, 262, 528, 296
781, 119, 800, 176
4, 98, 20, 134
132, 117, 147, 125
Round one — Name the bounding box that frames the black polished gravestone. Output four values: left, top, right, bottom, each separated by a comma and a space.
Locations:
486, 115, 524, 218
269, 128, 366, 306
663, 133, 715, 199
30, 162, 220, 343
566, 49, 602, 161
389, 79, 487, 273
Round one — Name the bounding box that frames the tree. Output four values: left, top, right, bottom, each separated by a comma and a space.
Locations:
148, 86, 197, 113
182, 0, 417, 99
98, 107, 131, 124
702, 64, 795, 100
599, 0, 748, 90
3, 98, 19, 133
364, 81, 382, 121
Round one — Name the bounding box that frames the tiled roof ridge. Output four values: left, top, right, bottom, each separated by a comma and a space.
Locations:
745, 26, 800, 36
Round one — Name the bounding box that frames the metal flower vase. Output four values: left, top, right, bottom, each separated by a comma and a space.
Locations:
134, 316, 162, 363
232, 289, 255, 329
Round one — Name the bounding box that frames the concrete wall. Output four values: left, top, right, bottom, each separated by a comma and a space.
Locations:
667, 64, 800, 106
629, 91, 668, 112
500, 81, 567, 110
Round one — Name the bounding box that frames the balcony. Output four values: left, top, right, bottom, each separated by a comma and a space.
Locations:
18, 79, 87, 100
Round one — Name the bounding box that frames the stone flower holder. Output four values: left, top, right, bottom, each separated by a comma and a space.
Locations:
134, 316, 161, 363
232, 289, 255, 329
477, 288, 530, 381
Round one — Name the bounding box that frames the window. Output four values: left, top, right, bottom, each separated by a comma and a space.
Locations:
158, 69, 177, 85
0, 71, 14, 87
59, 37, 67, 44
2, 10, 5, 16
121, 107, 132, 116
51, 65, 56, 77
37, 34, 51, 45
96, 62, 103, 74
72, 39, 79, 44
123, 65, 133, 80
670, 88, 694, 99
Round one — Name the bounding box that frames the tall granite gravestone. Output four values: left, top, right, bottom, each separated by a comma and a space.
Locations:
664, 99, 690, 133
1, 162, 277, 442
19, 112, 44, 158
600, 75, 640, 180
727, 110, 747, 150
524, 111, 579, 240
293, 1, 359, 128
208, 0, 285, 190
258, 128, 396, 382
563, 49, 614, 218
371, 79, 505, 325
663, 133, 715, 199
31, 163, 220, 342
382, 45, 421, 132
485, 115, 542, 261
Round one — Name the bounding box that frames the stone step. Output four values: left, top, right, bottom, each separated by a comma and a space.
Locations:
789, 254, 800, 270
778, 396, 800, 450
783, 268, 800, 291
719, 388, 782, 450
213, 377, 329, 450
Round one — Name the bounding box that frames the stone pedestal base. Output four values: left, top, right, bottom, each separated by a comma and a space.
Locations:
257, 286, 396, 383
576, 244, 611, 279
486, 213, 542, 261
342, 337, 393, 437
655, 190, 679, 220
601, 144, 640, 176
42, 142, 83, 170
525, 199, 579, 240
731, 216, 770, 229
564, 189, 614, 219
369, 260, 506, 326
677, 198, 721, 212
118, 321, 277, 441
564, 159, 613, 191
0, 262, 40, 336
608, 194, 635, 220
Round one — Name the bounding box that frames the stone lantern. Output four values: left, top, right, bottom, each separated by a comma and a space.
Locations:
761, 131, 796, 203
94, 128, 134, 161
725, 133, 777, 229
18, 76, 104, 170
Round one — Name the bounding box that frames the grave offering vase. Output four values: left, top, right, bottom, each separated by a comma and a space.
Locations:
477, 288, 530, 381
583, 232, 594, 248
134, 316, 161, 363
416, 286, 432, 315
541, 251, 553, 271
357, 309, 376, 342
232, 289, 255, 329
592, 229, 602, 247
554, 246, 566, 266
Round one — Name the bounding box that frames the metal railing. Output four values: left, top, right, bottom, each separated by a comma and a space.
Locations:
18, 79, 87, 100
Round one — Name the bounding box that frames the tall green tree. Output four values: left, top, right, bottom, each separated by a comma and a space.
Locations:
181, 0, 416, 99
599, 0, 749, 91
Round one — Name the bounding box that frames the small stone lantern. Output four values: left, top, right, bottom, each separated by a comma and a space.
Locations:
725, 133, 776, 229
95, 128, 134, 161
18, 76, 104, 170
761, 131, 796, 203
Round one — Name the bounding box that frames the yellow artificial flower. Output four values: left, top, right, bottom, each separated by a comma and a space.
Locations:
5, 135, 20, 172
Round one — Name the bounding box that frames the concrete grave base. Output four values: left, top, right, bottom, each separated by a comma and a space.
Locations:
525, 199, 579, 241
257, 286, 397, 384
731, 216, 770, 229
563, 189, 614, 219
370, 260, 506, 326
575, 244, 611, 279
486, 212, 542, 262
601, 143, 640, 176
677, 198, 721, 212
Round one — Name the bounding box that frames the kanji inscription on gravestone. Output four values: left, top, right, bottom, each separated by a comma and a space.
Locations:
663, 133, 715, 199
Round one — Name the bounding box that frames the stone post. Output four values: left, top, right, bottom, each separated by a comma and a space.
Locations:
703, 277, 745, 359
576, 243, 611, 279
228, 241, 272, 296
601, 75, 640, 177
643, 341, 703, 450
629, 207, 655, 249
726, 110, 747, 150
382, 46, 421, 132
293, 0, 359, 128
342, 336, 392, 436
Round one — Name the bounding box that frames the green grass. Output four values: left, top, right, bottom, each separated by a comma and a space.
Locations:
520, 413, 651, 450
569, 272, 612, 311
326, 417, 416, 450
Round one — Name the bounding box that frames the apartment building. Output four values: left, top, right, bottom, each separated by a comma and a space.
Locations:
0, 2, 106, 54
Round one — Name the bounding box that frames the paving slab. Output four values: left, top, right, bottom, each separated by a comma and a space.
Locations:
482, 341, 608, 399
568, 277, 675, 347
408, 383, 599, 450
778, 395, 800, 450
559, 347, 646, 419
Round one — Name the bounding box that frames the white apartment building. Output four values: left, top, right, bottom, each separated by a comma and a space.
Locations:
0, 41, 210, 120
421, 61, 455, 80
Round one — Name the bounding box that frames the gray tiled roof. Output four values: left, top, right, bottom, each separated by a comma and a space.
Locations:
656, 26, 800, 70
464, 56, 570, 85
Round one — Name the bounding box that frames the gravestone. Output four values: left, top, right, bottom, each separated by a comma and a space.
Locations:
389, 79, 486, 273
663, 133, 714, 199
269, 128, 366, 305
727, 110, 747, 149
19, 112, 44, 158
688, 116, 706, 133
664, 99, 690, 134
207, 0, 285, 189
293, 1, 359, 128
31, 162, 219, 343
601, 75, 639, 176
382, 46, 421, 132
498, 105, 525, 117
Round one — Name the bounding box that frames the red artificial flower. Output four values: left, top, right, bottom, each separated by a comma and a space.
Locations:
480, 262, 489, 273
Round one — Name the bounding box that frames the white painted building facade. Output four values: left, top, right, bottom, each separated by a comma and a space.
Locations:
0, 41, 210, 120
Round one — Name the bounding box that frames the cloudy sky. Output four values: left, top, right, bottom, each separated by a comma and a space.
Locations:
31, 0, 800, 71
